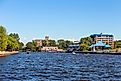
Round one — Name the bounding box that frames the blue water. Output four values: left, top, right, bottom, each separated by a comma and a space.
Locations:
0, 52, 121, 81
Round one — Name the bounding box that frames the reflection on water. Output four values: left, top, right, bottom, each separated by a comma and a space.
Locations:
0, 52, 121, 81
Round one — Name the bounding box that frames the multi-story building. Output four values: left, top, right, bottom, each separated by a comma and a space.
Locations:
90, 33, 114, 48
34, 36, 50, 47
34, 39, 43, 47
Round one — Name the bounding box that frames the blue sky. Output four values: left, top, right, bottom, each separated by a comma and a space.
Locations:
0, 0, 121, 43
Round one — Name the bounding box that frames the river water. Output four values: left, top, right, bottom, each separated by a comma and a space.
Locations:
0, 52, 121, 81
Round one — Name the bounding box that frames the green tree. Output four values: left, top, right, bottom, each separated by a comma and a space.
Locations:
48, 40, 56, 46
57, 39, 72, 50
80, 44, 89, 51
6, 36, 19, 51
114, 40, 121, 48
9, 33, 20, 41
9, 33, 24, 50
57, 39, 66, 49
19, 42, 24, 50
26, 41, 36, 51
0, 26, 8, 51
65, 40, 73, 48
42, 40, 47, 46
42, 40, 56, 47
80, 37, 92, 51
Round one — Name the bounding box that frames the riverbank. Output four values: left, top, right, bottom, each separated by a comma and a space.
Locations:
0, 51, 19, 57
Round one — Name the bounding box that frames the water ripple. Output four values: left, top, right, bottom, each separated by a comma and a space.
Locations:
0, 52, 121, 81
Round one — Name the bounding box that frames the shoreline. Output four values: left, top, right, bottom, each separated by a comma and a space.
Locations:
74, 51, 121, 55
0, 51, 19, 57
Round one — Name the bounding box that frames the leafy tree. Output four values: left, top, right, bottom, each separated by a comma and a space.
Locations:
57, 39, 73, 50
80, 37, 92, 51
114, 40, 121, 48
6, 36, 19, 51
42, 40, 47, 46
0, 26, 8, 51
42, 40, 56, 47
48, 40, 56, 46
57, 39, 66, 49
9, 33, 24, 50
26, 41, 36, 51
9, 33, 20, 41
65, 40, 73, 48
19, 42, 24, 50
80, 44, 89, 51
0, 26, 23, 51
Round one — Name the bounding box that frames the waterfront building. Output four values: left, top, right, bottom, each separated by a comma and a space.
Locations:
67, 41, 80, 52
41, 46, 63, 52
34, 39, 43, 47
90, 33, 114, 48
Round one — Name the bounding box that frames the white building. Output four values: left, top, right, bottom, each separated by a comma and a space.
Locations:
41, 46, 63, 52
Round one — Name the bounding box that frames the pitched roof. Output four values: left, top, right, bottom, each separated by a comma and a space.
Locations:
94, 41, 106, 46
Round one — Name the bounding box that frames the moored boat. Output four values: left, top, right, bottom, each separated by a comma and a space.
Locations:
72, 52, 76, 54
26, 51, 30, 54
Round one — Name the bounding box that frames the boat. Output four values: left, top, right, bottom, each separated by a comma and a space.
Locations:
72, 51, 76, 54
26, 51, 30, 54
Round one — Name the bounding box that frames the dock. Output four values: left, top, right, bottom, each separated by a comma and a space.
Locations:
75, 51, 121, 55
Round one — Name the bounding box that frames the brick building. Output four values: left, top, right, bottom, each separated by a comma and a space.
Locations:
34, 39, 43, 47
90, 33, 114, 48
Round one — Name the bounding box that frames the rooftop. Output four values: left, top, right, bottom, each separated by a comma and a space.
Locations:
90, 33, 113, 37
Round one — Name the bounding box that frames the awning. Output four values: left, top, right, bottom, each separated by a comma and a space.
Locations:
105, 44, 111, 48
90, 41, 111, 48
94, 41, 106, 47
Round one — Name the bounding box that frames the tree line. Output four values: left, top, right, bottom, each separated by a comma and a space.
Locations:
0, 26, 24, 51
24, 37, 96, 52
1, 25, 121, 52
25, 39, 73, 51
